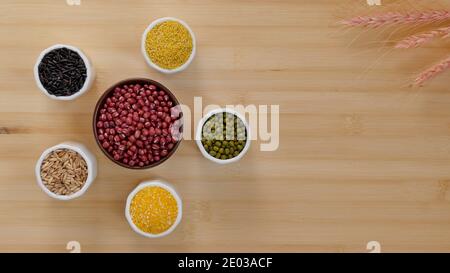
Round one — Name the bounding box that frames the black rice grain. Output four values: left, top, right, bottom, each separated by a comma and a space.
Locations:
38, 47, 87, 97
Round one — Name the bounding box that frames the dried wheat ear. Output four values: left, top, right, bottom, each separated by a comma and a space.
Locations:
342, 10, 450, 86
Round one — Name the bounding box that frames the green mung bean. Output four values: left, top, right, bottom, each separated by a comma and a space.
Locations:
201, 112, 247, 160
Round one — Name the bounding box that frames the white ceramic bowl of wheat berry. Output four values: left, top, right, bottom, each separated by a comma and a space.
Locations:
125, 180, 182, 238
35, 142, 97, 201
33, 44, 95, 101
141, 17, 196, 74
196, 108, 251, 164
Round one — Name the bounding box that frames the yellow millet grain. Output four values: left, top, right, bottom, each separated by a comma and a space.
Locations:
130, 186, 178, 234
145, 20, 193, 70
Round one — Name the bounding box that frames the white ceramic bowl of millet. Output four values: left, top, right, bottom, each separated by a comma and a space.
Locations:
141, 17, 196, 74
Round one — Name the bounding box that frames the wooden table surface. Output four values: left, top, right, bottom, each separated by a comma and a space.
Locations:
1, 0, 450, 253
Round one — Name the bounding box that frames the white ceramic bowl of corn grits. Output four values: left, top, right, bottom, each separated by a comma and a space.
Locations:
35, 142, 97, 201
33, 44, 95, 101
141, 17, 196, 74
125, 180, 182, 238
196, 108, 251, 165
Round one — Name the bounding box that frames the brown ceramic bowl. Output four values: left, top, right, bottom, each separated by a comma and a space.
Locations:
93, 78, 182, 169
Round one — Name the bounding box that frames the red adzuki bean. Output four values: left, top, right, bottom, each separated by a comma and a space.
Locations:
96, 83, 180, 167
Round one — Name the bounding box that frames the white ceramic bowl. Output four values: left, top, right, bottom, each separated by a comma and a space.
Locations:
196, 108, 251, 164
125, 180, 182, 238
35, 142, 97, 200
34, 44, 95, 101
141, 17, 196, 74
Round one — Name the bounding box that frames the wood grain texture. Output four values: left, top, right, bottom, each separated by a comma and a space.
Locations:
1, 0, 450, 252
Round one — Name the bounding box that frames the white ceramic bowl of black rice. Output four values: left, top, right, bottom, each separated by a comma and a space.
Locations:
34, 44, 95, 101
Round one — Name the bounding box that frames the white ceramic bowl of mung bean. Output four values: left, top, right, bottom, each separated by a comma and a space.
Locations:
35, 142, 97, 201
141, 17, 196, 74
196, 108, 251, 164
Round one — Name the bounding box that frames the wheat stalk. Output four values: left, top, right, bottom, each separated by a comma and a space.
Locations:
395, 26, 450, 48
414, 56, 450, 86
342, 10, 450, 28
